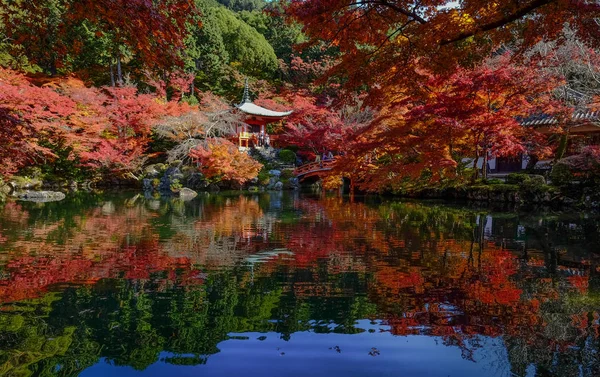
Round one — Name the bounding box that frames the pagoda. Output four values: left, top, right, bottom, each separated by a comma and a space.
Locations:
234, 80, 292, 149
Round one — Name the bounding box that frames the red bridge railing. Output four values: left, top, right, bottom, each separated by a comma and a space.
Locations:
293, 158, 337, 178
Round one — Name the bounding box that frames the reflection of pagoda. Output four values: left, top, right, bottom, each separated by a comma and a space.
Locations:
235, 80, 292, 149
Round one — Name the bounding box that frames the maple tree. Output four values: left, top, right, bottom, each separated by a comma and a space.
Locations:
0, 67, 79, 177
190, 139, 262, 184
0, 0, 197, 75
155, 92, 243, 164
330, 56, 565, 190
287, 0, 600, 93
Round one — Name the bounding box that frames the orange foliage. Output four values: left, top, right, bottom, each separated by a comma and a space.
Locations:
190, 139, 262, 184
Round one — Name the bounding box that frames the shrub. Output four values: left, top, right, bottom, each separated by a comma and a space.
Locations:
550, 162, 574, 187
278, 149, 296, 165
528, 175, 546, 185
257, 169, 270, 185
485, 178, 504, 185
506, 173, 531, 185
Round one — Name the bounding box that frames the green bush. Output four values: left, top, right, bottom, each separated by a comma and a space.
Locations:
182, 95, 199, 106
257, 169, 270, 185
506, 173, 531, 185
529, 175, 546, 185
278, 149, 296, 165
550, 163, 574, 187
520, 180, 551, 194
485, 178, 504, 185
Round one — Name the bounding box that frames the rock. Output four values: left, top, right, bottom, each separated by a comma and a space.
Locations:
147, 200, 161, 210
9, 176, 42, 191
7, 181, 18, 193
285, 177, 300, 190
142, 178, 153, 192
187, 172, 208, 190
159, 167, 184, 193
145, 163, 168, 178
17, 191, 66, 203
207, 183, 220, 192
167, 166, 184, 180
101, 201, 116, 214
274, 181, 284, 191
178, 187, 198, 201
266, 177, 278, 190
248, 186, 259, 192
269, 170, 281, 177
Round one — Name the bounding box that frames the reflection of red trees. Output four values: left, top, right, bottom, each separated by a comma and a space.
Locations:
278, 197, 595, 357
1, 193, 597, 362
0, 237, 197, 303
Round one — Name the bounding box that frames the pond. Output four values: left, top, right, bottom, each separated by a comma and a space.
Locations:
0, 191, 599, 377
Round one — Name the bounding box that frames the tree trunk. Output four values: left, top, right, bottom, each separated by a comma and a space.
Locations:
116, 55, 123, 85
526, 154, 539, 170
554, 132, 569, 162
482, 147, 488, 180
110, 61, 116, 87
472, 145, 480, 181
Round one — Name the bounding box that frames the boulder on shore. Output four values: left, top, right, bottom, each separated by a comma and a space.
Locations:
17, 191, 66, 203
178, 187, 198, 201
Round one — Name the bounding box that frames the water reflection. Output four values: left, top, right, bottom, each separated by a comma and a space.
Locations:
0, 192, 599, 377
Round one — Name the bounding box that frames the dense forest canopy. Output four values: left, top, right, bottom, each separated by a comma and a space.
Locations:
1, 0, 600, 193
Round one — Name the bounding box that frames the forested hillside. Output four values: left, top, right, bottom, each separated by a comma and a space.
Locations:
0, 0, 341, 189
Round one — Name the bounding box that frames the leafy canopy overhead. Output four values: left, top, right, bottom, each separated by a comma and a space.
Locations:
287, 0, 600, 92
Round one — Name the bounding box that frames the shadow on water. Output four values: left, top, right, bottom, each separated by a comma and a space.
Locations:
0, 191, 599, 376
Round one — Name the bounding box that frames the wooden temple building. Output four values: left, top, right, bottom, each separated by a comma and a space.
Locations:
467, 108, 600, 173
234, 81, 292, 149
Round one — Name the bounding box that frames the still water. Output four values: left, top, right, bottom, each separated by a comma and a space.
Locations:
0, 191, 599, 377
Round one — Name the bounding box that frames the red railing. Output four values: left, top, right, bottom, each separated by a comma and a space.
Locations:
293, 158, 337, 177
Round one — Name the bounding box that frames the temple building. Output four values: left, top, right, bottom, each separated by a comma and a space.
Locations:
235, 81, 292, 149
465, 108, 600, 173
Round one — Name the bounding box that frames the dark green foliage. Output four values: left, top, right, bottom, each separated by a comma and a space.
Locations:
551, 163, 575, 187
216, 0, 267, 11
278, 149, 296, 165
506, 173, 532, 185
210, 7, 278, 77
237, 6, 306, 65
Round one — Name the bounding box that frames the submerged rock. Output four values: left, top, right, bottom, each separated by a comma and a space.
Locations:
17, 191, 66, 202
178, 187, 198, 201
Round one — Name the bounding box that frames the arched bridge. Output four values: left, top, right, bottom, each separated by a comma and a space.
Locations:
293, 159, 336, 181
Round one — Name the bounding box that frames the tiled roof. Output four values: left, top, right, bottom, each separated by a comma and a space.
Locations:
236, 102, 293, 118
520, 110, 600, 126
235, 78, 292, 118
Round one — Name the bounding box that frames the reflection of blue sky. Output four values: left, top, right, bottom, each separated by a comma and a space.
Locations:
81, 320, 511, 377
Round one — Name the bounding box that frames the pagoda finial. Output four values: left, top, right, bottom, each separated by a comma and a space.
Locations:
240, 77, 251, 104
